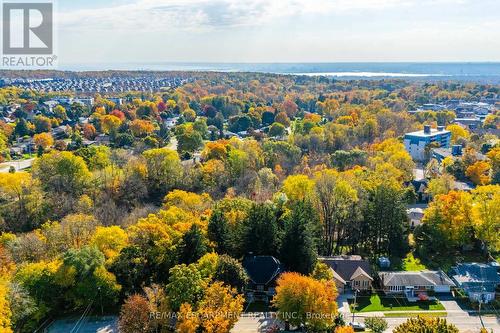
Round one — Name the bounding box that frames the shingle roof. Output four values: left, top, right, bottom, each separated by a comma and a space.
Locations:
451, 263, 500, 284
319, 256, 372, 283
379, 270, 455, 287
242, 255, 283, 286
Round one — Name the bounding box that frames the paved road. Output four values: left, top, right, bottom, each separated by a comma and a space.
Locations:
0, 158, 34, 172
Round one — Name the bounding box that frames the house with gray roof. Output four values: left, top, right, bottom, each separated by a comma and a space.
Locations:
379, 270, 454, 302
242, 255, 284, 302
450, 263, 500, 303
320, 256, 373, 293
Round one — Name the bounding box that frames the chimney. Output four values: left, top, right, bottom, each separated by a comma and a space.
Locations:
423, 125, 431, 134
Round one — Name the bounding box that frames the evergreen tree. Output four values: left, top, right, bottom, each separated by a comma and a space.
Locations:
242, 203, 281, 256
207, 208, 230, 254
362, 184, 408, 257
280, 200, 318, 274
179, 224, 207, 264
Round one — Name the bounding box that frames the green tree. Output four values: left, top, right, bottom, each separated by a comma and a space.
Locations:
241, 203, 281, 256
280, 200, 318, 274
269, 122, 286, 137
32, 151, 91, 196
213, 254, 249, 292
364, 317, 388, 333
363, 183, 408, 257
178, 224, 207, 265
142, 148, 182, 200
207, 208, 231, 254
166, 264, 204, 311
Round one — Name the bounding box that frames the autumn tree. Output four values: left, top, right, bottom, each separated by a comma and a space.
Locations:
0, 279, 13, 333
119, 294, 152, 333
310, 262, 333, 281
393, 317, 458, 333
487, 147, 500, 184
33, 132, 54, 151
90, 226, 128, 260
130, 119, 155, 138
100, 114, 122, 134
142, 148, 182, 199
32, 151, 91, 196
282, 174, 314, 202
196, 282, 244, 333
273, 272, 338, 332
471, 185, 500, 252
269, 122, 286, 137
466, 161, 491, 185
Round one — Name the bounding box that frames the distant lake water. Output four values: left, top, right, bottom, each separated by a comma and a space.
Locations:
60, 62, 500, 82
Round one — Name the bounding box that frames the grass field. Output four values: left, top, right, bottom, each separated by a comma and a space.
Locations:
384, 312, 447, 318
350, 294, 445, 312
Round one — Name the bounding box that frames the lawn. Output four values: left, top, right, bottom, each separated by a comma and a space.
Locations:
384, 312, 447, 318
244, 301, 271, 312
350, 294, 445, 312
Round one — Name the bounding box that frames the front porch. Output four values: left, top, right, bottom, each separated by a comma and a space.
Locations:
404, 286, 437, 302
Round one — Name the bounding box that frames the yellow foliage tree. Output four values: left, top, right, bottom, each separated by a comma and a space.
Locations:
471, 185, 500, 252
90, 226, 128, 260
33, 132, 54, 150
100, 114, 122, 134
282, 174, 315, 202
196, 282, 244, 333
0, 279, 13, 333
466, 161, 491, 185
273, 272, 338, 331
446, 124, 470, 143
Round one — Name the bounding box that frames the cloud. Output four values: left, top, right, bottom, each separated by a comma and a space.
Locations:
58, 0, 424, 32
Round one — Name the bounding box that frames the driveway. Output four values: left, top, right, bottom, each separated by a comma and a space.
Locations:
231, 313, 282, 333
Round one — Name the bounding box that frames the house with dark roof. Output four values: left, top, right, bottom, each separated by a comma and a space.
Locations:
378, 270, 454, 302
242, 255, 284, 302
450, 263, 500, 303
319, 256, 373, 293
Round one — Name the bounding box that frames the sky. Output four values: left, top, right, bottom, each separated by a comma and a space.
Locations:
53, 0, 500, 65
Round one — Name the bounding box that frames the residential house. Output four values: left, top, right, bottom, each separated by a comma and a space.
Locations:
450, 263, 500, 303
320, 255, 373, 293
406, 207, 424, 228
242, 255, 284, 302
411, 179, 430, 203
378, 270, 454, 302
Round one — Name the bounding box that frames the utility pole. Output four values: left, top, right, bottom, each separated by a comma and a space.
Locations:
352, 289, 359, 323
479, 292, 486, 329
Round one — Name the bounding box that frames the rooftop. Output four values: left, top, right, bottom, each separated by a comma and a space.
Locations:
379, 270, 455, 287
405, 128, 451, 137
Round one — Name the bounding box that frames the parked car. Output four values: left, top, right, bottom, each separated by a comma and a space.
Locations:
349, 321, 366, 331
